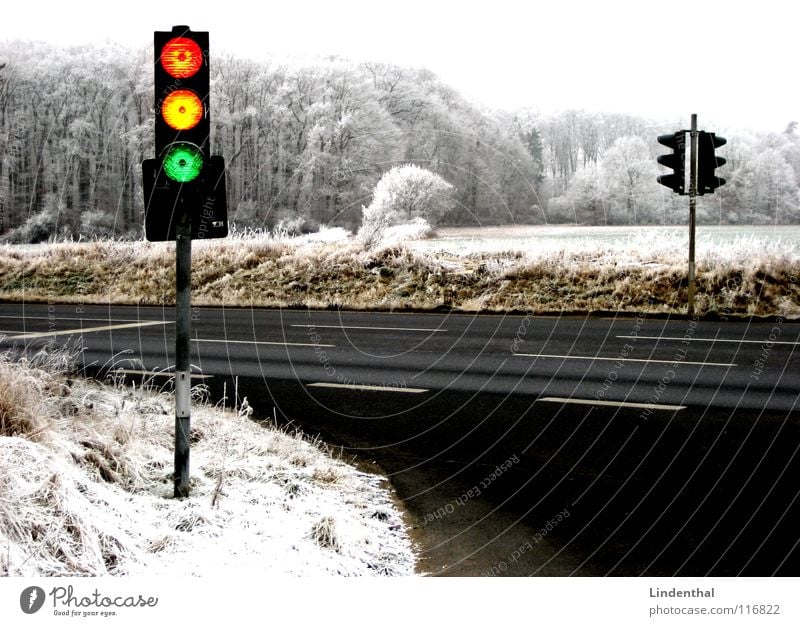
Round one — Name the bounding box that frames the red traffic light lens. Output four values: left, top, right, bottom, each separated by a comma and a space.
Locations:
160, 37, 203, 78
162, 90, 204, 131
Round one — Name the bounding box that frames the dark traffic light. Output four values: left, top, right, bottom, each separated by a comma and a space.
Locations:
656, 132, 687, 195
697, 131, 726, 195
143, 26, 228, 241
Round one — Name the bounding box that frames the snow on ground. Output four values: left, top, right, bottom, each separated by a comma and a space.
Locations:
0, 347, 415, 577
412, 224, 800, 262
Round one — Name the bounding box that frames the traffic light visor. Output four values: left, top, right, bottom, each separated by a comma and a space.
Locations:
160, 37, 203, 78
163, 143, 204, 182
162, 90, 204, 131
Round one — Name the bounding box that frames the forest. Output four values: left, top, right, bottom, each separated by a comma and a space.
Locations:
0, 40, 798, 242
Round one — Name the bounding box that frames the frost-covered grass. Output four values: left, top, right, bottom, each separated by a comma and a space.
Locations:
0, 345, 415, 577
0, 226, 798, 317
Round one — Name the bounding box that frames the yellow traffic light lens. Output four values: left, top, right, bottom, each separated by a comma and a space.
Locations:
163, 143, 203, 183
162, 90, 204, 131
160, 37, 203, 78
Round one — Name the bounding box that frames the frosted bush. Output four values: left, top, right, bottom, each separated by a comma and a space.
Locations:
358, 165, 453, 249
379, 218, 433, 247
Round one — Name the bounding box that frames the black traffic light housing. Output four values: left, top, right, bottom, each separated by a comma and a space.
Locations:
143, 156, 228, 240
142, 25, 228, 241
656, 132, 687, 195
697, 131, 726, 195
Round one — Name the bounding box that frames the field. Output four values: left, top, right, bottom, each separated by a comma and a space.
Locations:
416, 224, 800, 254
0, 225, 798, 318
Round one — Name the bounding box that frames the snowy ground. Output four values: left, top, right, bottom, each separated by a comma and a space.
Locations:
412, 224, 800, 256
0, 346, 415, 577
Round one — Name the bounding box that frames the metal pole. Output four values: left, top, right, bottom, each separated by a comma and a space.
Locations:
688, 114, 698, 317
174, 204, 192, 498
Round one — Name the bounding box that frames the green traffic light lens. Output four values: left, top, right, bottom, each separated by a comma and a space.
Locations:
163, 143, 203, 183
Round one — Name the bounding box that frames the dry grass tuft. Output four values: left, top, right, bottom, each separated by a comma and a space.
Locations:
0, 342, 82, 441
309, 515, 341, 552
0, 362, 49, 439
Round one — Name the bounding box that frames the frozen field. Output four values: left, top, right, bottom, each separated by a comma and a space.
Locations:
414, 225, 800, 256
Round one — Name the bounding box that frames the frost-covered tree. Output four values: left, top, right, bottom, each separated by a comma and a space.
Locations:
358, 164, 453, 247
600, 136, 660, 224
727, 148, 800, 223
364, 164, 453, 224
548, 164, 608, 224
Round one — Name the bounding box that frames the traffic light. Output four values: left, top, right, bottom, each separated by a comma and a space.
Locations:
697, 131, 726, 195
142, 26, 228, 241
656, 132, 687, 195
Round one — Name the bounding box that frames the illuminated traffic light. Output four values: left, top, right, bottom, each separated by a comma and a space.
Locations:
159, 36, 203, 78
162, 90, 204, 132
142, 26, 227, 241
154, 29, 209, 176
697, 131, 727, 195
163, 143, 204, 183
656, 132, 687, 195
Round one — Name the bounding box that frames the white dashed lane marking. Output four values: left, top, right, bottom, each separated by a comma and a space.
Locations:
537, 397, 687, 411
307, 382, 429, 394
513, 353, 737, 367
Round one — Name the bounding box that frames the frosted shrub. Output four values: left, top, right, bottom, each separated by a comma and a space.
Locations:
380, 217, 433, 247
80, 209, 118, 239
358, 164, 453, 249
273, 216, 307, 238
3, 193, 64, 244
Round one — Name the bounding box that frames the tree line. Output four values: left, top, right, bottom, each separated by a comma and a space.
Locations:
0, 40, 797, 242
518, 110, 800, 225
0, 41, 541, 240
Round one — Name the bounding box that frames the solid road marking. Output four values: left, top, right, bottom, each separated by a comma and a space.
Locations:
292, 324, 447, 333
111, 369, 213, 380
0, 315, 160, 324
4, 321, 171, 340
513, 352, 737, 367
193, 338, 335, 348
617, 334, 800, 346
537, 397, 687, 411
307, 382, 429, 394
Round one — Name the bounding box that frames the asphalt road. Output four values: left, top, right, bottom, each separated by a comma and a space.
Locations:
1, 302, 798, 575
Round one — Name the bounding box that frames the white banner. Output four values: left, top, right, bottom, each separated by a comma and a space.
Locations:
2, 577, 798, 625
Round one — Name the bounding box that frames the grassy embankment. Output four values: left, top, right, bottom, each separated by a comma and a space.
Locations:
0, 346, 415, 576
0, 229, 798, 318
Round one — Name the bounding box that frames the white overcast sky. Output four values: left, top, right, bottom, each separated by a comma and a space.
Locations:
3, 0, 798, 131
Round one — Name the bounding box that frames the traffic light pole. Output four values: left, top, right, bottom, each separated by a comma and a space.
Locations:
688, 113, 698, 317
146, 27, 227, 496
174, 206, 192, 498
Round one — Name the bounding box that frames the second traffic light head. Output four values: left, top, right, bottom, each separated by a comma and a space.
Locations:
697, 131, 727, 195
656, 132, 687, 195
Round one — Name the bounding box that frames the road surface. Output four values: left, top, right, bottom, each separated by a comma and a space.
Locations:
1, 302, 797, 575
